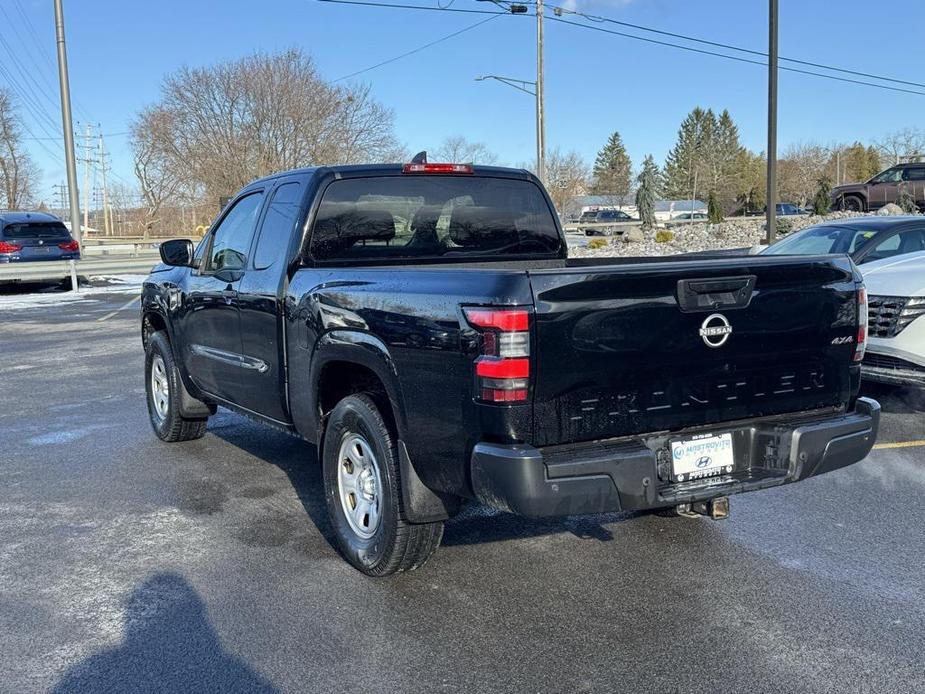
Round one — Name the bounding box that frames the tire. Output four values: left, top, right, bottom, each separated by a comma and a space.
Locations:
145, 331, 208, 442
322, 394, 443, 576
843, 195, 864, 212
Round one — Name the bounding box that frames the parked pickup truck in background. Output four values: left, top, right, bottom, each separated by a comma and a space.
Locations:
141, 161, 880, 575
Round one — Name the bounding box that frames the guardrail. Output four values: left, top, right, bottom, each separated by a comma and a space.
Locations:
0, 256, 158, 284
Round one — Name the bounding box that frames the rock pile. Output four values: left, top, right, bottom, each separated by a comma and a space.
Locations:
570, 211, 876, 258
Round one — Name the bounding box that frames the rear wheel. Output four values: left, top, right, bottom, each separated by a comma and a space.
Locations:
842, 195, 864, 212
322, 393, 443, 575
145, 331, 208, 442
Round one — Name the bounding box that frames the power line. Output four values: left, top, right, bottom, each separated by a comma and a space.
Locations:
538, 0, 925, 91
546, 15, 925, 98
333, 13, 504, 81
9, 0, 94, 121
22, 131, 129, 141
320, 0, 925, 98
318, 0, 504, 15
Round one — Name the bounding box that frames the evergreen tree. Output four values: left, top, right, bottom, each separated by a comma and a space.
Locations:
707, 191, 723, 223
897, 181, 917, 213
841, 142, 882, 182
591, 131, 632, 205
812, 178, 831, 215
734, 149, 766, 214
635, 155, 660, 230
709, 110, 745, 209
663, 107, 715, 202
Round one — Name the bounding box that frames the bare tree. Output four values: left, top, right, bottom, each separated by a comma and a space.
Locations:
131, 108, 185, 234
0, 88, 40, 210
131, 49, 400, 205
875, 128, 925, 167
778, 142, 828, 207
433, 136, 498, 164
536, 148, 589, 214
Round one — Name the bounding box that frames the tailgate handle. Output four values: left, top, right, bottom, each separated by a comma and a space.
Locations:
676, 275, 756, 312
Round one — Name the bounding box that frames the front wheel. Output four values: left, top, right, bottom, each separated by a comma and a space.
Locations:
145, 331, 208, 442
322, 394, 443, 576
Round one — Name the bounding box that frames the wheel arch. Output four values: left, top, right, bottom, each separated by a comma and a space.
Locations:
309, 331, 408, 445
308, 331, 456, 523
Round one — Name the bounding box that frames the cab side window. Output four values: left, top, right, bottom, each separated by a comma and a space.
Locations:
205, 192, 265, 272
253, 182, 302, 270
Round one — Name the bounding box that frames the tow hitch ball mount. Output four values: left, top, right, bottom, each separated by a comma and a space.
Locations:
676, 496, 730, 520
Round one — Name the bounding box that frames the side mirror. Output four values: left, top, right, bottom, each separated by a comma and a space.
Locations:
159, 239, 194, 267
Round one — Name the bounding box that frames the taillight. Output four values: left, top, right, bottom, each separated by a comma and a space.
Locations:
0, 241, 22, 253
854, 286, 868, 362
58, 240, 80, 252
402, 163, 473, 174
464, 306, 531, 404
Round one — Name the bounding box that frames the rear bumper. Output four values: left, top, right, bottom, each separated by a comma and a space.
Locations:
0, 253, 79, 264
470, 398, 880, 517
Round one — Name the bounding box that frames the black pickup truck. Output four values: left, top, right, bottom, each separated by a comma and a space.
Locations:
141, 162, 880, 575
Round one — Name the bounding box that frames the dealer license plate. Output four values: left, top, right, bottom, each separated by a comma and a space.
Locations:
670, 432, 734, 482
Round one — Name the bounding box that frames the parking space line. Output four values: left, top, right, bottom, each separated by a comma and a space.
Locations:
873, 440, 925, 450
96, 296, 139, 322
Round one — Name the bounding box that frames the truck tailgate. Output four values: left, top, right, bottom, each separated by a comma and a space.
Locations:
528, 255, 860, 446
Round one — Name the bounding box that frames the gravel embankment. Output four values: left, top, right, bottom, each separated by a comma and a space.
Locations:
569, 211, 872, 258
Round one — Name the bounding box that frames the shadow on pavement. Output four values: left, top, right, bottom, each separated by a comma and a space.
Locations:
52, 573, 277, 694
861, 382, 925, 414
211, 418, 643, 550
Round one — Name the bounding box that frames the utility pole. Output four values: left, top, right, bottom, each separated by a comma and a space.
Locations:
54, 0, 80, 291
765, 0, 779, 245
52, 182, 69, 214
535, 0, 546, 184
80, 122, 94, 232
98, 133, 111, 236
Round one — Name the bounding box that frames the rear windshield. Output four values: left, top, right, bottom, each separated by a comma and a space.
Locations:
308, 175, 561, 262
2, 222, 70, 239
763, 224, 880, 256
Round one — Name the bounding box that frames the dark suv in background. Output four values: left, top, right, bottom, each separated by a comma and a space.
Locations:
831, 163, 925, 212
0, 212, 80, 263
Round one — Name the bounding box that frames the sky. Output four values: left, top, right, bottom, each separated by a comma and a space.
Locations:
6, 0, 925, 205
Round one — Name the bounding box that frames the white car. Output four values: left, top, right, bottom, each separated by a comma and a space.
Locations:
860, 251, 925, 387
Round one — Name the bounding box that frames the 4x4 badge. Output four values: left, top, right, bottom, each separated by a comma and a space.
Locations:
700, 313, 732, 348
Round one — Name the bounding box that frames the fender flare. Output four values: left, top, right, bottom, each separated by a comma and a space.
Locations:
308, 330, 407, 438
309, 330, 457, 522
141, 295, 209, 412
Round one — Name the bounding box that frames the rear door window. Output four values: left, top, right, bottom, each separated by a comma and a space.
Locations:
309, 175, 561, 262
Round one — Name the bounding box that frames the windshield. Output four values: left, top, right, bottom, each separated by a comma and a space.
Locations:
763, 224, 881, 256
309, 175, 562, 262
2, 222, 70, 239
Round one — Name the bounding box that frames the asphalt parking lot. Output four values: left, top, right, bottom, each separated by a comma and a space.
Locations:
2, 287, 925, 693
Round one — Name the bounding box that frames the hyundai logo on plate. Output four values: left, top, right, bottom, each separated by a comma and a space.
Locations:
695, 456, 712, 468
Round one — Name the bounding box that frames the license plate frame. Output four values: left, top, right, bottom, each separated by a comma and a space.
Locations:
670, 432, 735, 482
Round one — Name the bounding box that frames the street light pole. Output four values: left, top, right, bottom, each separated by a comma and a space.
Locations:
535, 0, 546, 184
53, 0, 81, 291
765, 0, 779, 245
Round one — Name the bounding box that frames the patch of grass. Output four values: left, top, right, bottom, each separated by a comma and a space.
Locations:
655, 230, 674, 243
587, 238, 609, 250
